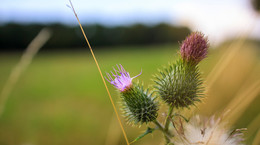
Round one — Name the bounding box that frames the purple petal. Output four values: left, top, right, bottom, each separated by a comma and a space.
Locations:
132, 69, 142, 79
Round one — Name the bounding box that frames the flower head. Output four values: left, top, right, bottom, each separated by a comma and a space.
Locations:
106, 64, 141, 92
180, 32, 209, 64
154, 60, 203, 108
172, 115, 246, 145
121, 83, 159, 125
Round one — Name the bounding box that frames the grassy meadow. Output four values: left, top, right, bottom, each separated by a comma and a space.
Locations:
0, 43, 259, 145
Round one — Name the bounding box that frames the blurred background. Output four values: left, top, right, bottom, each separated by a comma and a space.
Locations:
0, 0, 260, 145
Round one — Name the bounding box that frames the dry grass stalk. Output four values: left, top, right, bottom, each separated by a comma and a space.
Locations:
205, 12, 259, 91
252, 129, 260, 145
0, 28, 51, 116
246, 114, 260, 138
224, 80, 260, 124
205, 37, 246, 91
104, 113, 121, 145
68, 1, 130, 144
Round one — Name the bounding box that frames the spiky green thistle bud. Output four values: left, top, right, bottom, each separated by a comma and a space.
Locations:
106, 65, 158, 125
154, 32, 208, 108
155, 60, 203, 108
121, 84, 158, 125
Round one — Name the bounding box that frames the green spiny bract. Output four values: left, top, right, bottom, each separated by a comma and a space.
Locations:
120, 83, 159, 125
154, 59, 204, 109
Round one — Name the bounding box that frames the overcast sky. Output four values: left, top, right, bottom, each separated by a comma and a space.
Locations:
1, 0, 260, 45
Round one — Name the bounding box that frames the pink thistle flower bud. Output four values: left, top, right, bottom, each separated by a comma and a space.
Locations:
105, 64, 141, 92
180, 32, 209, 64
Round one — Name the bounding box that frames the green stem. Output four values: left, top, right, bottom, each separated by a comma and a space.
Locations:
165, 105, 174, 133
162, 105, 174, 144
153, 120, 171, 143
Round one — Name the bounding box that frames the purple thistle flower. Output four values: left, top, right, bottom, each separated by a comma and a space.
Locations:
180, 32, 209, 64
105, 64, 142, 92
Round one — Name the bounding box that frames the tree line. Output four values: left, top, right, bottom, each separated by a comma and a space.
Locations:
0, 23, 190, 51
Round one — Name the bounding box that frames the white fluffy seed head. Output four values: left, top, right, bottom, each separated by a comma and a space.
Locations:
172, 115, 246, 145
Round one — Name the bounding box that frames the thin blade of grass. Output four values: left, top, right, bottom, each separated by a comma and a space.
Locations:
68, 1, 130, 144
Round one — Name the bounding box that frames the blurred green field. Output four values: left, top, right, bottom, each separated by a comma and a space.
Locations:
0, 43, 259, 145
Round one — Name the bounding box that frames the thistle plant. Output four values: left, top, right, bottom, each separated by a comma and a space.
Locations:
104, 32, 246, 145
106, 64, 158, 125
68, 2, 246, 144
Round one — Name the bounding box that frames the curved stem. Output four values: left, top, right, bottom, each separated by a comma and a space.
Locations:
173, 113, 189, 122
153, 120, 172, 143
